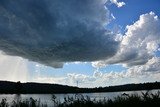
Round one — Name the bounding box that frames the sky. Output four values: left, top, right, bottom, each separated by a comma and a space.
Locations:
0, 0, 160, 88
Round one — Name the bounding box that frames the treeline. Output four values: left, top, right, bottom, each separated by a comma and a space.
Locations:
0, 81, 160, 94
88, 81, 160, 92
0, 81, 79, 94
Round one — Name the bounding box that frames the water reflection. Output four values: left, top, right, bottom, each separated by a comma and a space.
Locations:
0, 89, 159, 106
14, 94, 22, 103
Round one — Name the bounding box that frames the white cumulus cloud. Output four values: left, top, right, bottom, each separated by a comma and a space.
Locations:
110, 0, 125, 8
93, 12, 160, 68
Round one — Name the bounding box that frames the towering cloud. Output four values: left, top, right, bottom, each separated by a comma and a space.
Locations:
93, 12, 160, 68
0, 0, 119, 68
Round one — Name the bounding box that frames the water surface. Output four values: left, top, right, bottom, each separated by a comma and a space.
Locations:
0, 89, 159, 106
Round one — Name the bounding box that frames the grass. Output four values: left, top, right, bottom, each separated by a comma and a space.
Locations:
57, 91, 160, 107
0, 91, 160, 107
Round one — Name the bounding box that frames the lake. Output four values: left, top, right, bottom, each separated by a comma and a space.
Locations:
0, 89, 159, 106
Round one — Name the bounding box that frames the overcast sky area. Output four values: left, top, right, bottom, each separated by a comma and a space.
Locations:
0, 0, 160, 88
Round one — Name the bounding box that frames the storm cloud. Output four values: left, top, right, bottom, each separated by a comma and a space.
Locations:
0, 0, 119, 68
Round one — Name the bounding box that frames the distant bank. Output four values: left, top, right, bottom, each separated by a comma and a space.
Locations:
0, 81, 160, 94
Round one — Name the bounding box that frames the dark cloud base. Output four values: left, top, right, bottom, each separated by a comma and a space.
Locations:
0, 0, 119, 67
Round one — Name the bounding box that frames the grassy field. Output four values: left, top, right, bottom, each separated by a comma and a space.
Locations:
0, 91, 160, 107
